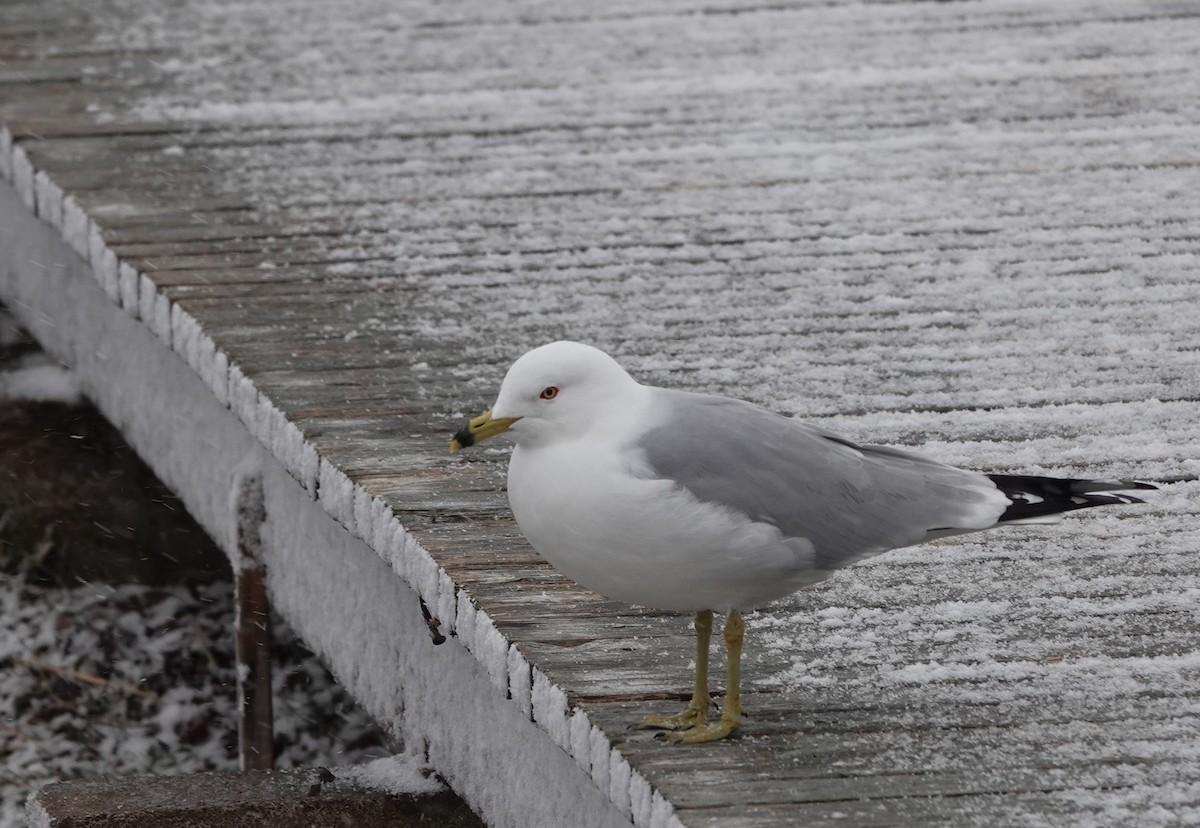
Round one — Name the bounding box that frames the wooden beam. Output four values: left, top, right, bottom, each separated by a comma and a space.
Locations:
234, 473, 274, 771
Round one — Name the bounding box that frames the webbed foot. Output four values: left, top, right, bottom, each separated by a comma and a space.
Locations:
665, 711, 740, 743
634, 698, 713, 732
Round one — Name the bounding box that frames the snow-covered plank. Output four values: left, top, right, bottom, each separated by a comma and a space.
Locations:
0, 178, 632, 828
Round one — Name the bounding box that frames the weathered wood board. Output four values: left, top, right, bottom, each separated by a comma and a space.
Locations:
4, 0, 1200, 824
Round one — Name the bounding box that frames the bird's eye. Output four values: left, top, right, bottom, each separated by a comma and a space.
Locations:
539, 386, 559, 400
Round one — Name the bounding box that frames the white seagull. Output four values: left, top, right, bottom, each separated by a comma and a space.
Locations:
450, 341, 1155, 743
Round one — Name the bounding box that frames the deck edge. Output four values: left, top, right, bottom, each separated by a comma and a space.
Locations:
0, 127, 686, 828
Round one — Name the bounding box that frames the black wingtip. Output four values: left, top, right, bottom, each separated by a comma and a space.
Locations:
988, 474, 1157, 523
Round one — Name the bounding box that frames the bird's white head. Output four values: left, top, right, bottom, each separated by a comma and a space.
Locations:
494, 341, 641, 444
450, 341, 640, 452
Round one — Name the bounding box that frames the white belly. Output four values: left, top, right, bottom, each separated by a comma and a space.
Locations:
506, 440, 818, 612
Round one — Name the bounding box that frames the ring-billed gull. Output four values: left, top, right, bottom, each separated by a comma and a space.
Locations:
450, 341, 1155, 743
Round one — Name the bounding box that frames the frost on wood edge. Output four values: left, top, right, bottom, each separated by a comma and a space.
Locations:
0, 141, 664, 828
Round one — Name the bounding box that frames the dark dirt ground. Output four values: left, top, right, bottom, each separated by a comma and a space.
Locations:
0, 312, 228, 586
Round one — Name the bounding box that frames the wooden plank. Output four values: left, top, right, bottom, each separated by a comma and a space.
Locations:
6, 0, 1200, 824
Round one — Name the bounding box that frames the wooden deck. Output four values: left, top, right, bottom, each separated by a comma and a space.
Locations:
4, 1, 1200, 825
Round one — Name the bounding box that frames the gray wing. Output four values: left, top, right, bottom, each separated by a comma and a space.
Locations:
639, 389, 1008, 571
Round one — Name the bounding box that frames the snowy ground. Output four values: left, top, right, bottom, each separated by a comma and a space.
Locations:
0, 573, 396, 826
743, 478, 1200, 826
0, 315, 394, 828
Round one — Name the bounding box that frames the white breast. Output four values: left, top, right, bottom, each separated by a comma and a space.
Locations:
506, 437, 819, 612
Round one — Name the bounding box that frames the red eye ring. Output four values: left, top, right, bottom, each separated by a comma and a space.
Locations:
539, 386, 559, 400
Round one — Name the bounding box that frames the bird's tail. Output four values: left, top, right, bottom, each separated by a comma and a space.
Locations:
989, 475, 1158, 524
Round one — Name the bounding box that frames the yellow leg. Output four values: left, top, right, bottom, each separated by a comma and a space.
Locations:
635, 610, 714, 731
669, 610, 744, 744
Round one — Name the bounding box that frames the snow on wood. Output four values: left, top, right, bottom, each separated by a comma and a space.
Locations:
334, 753, 446, 797
88, 223, 119, 303
475, 608, 511, 695
10, 144, 33, 212
570, 708, 593, 774
508, 643, 534, 719
61, 195, 91, 261
33, 171, 62, 230
0, 183, 633, 828
117, 262, 140, 319
532, 667, 571, 754
317, 459, 355, 530
3, 0, 1200, 825
0, 125, 11, 182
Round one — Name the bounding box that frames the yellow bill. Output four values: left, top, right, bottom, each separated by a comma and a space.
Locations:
449, 410, 520, 453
